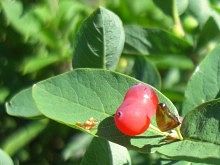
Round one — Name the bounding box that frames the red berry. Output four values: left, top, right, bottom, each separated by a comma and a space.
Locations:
124, 83, 158, 118
114, 103, 151, 136
114, 83, 158, 136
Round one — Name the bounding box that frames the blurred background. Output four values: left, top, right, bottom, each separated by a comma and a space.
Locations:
1, 0, 220, 164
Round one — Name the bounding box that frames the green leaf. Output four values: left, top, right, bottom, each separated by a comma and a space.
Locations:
162, 89, 185, 103
81, 137, 131, 165
1, 0, 41, 37
0, 149, 13, 165
129, 151, 159, 165
188, 0, 210, 27
0, 87, 9, 103
72, 7, 125, 70
166, 77, 220, 163
153, 0, 188, 16
160, 159, 202, 165
154, 140, 220, 164
181, 99, 220, 145
5, 88, 43, 118
62, 133, 92, 161
197, 17, 220, 48
147, 54, 194, 70
188, 0, 220, 29
123, 25, 191, 55
21, 55, 64, 75
1, 120, 48, 156
132, 56, 161, 89
182, 45, 220, 115
32, 69, 178, 152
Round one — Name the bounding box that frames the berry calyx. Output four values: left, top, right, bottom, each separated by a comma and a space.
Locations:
114, 83, 159, 136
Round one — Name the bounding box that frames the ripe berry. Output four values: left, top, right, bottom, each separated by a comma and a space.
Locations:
123, 83, 158, 118
114, 83, 158, 136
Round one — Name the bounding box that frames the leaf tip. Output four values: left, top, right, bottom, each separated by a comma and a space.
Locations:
32, 84, 38, 92
5, 101, 13, 115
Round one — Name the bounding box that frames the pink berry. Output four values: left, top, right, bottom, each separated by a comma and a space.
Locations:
114, 83, 158, 136
123, 83, 158, 118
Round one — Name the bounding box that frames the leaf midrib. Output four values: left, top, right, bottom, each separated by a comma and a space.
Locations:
100, 8, 106, 69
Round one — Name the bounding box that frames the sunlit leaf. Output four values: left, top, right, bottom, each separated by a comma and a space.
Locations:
182, 45, 220, 115
6, 88, 42, 118
73, 7, 125, 70
32, 69, 178, 152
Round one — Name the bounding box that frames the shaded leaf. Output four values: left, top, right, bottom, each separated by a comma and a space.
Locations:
62, 133, 92, 161
1, 0, 41, 37
21, 55, 63, 75
5, 88, 42, 118
123, 25, 191, 55
1, 120, 48, 156
160, 159, 202, 165
147, 54, 194, 70
188, 0, 210, 27
0, 149, 13, 165
188, 0, 220, 29
155, 98, 220, 163
153, 0, 188, 16
81, 137, 131, 165
132, 56, 161, 89
162, 89, 185, 103
0, 87, 9, 103
73, 7, 125, 70
182, 45, 220, 115
129, 151, 160, 165
32, 69, 178, 152
181, 99, 220, 145
163, 68, 180, 89
154, 140, 220, 164
197, 17, 220, 48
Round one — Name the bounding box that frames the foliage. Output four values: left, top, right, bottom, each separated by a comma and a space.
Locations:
1, 0, 220, 164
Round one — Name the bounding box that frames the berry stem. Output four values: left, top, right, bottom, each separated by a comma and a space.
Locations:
150, 124, 184, 140
172, 0, 185, 37
149, 124, 170, 136
175, 126, 183, 140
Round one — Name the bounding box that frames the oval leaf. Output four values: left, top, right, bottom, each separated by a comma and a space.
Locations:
0, 149, 13, 165
182, 45, 220, 115
154, 140, 220, 164
72, 7, 125, 70
123, 25, 191, 55
81, 137, 131, 165
5, 88, 42, 118
32, 69, 178, 152
181, 99, 220, 145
